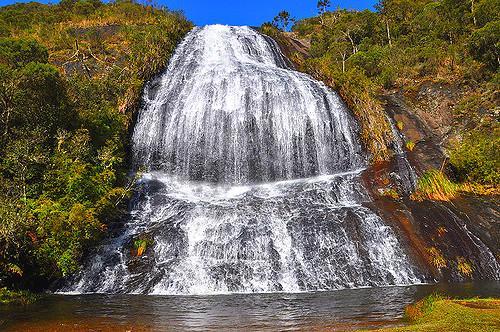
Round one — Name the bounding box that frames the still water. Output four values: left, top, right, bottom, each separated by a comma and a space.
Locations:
1, 282, 499, 331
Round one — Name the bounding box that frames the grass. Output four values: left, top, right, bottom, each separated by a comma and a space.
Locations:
411, 169, 459, 201
380, 188, 400, 199
374, 296, 500, 331
411, 168, 499, 202
396, 121, 405, 131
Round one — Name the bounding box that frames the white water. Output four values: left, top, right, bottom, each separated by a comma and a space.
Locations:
132, 25, 363, 184
64, 25, 424, 295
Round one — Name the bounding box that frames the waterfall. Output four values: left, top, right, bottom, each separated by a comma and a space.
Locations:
132, 25, 364, 184
64, 25, 424, 295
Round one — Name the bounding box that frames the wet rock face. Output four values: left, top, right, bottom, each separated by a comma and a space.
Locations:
408, 82, 460, 138
382, 92, 448, 172
363, 161, 500, 283
378, 89, 499, 280
402, 197, 499, 282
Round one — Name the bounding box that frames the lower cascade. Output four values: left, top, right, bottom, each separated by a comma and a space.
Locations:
65, 25, 427, 295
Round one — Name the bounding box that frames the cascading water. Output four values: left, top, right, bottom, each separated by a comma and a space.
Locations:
132, 25, 364, 184
65, 25, 425, 295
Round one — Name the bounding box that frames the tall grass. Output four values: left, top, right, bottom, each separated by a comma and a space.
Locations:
426, 247, 447, 269
411, 169, 459, 201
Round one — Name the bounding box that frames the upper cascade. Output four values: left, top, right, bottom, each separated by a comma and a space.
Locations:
132, 25, 364, 184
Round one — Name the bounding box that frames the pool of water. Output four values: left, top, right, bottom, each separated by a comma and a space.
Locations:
1, 282, 499, 331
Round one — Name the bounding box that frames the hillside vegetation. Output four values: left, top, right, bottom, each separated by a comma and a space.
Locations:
0, 0, 192, 290
263, 0, 499, 188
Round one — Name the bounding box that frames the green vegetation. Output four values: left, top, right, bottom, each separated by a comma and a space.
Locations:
132, 237, 152, 257
0, 287, 38, 304
396, 121, 404, 131
403, 293, 447, 322
0, 0, 498, 297
449, 129, 499, 185
456, 257, 474, 278
412, 169, 459, 201
425, 246, 447, 269
380, 188, 400, 199
0, 0, 192, 291
405, 140, 415, 152
264, 0, 499, 184
376, 296, 500, 331
412, 167, 498, 201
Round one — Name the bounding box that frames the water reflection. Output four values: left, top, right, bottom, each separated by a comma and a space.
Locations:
2, 282, 499, 331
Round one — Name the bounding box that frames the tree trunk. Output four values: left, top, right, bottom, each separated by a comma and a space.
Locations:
344, 30, 357, 54
471, 0, 477, 26
3, 107, 11, 137
386, 19, 392, 48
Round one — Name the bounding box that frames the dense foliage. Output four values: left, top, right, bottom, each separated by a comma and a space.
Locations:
0, 0, 192, 289
265, 0, 499, 182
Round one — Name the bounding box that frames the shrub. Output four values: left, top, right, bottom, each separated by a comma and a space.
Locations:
132, 237, 152, 257
0, 38, 48, 67
0, 287, 38, 304
426, 247, 447, 269
396, 121, 405, 131
449, 130, 499, 185
468, 21, 500, 71
405, 140, 416, 151
456, 257, 473, 278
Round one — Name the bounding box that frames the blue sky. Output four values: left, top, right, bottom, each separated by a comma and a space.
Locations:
0, 1, 377, 26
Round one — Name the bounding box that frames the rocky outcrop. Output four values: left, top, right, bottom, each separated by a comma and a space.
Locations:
363, 163, 500, 282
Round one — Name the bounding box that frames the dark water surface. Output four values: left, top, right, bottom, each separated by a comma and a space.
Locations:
1, 282, 499, 331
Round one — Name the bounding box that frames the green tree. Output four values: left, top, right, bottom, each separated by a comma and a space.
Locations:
450, 130, 499, 184
474, 0, 500, 27
317, 0, 331, 25
468, 20, 500, 70
0, 38, 48, 67
273, 11, 293, 31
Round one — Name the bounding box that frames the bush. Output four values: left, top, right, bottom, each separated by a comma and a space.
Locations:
426, 247, 447, 269
405, 140, 416, 151
456, 257, 473, 278
0, 287, 38, 304
449, 130, 499, 185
